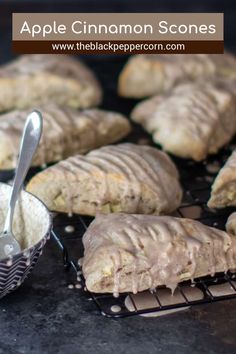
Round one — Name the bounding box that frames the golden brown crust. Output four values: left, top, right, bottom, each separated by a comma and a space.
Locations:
82, 213, 236, 295
118, 53, 236, 98
208, 150, 236, 208
26, 144, 182, 216
131, 81, 236, 161
0, 54, 102, 111
0, 105, 131, 169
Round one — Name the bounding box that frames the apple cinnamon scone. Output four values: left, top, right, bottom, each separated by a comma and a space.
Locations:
118, 53, 236, 98
0, 105, 131, 170
26, 144, 182, 216
0, 54, 102, 112
131, 81, 236, 161
82, 213, 236, 295
208, 150, 236, 208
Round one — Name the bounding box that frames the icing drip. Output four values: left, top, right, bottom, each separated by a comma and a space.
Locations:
82, 214, 236, 296
112, 250, 121, 298
132, 261, 138, 295
0, 105, 130, 170
110, 146, 169, 204
146, 84, 219, 142
57, 164, 75, 216
87, 150, 131, 207
46, 143, 182, 216
132, 79, 236, 161
208, 151, 236, 208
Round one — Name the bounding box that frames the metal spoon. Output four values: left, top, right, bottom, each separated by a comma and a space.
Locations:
0, 110, 43, 260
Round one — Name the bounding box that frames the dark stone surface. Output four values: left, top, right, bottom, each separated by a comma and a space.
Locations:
0, 239, 236, 354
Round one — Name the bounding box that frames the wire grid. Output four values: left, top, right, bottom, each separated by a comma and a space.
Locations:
51, 215, 236, 318
51, 139, 236, 318
1, 135, 236, 317
0, 56, 236, 317
52, 224, 236, 317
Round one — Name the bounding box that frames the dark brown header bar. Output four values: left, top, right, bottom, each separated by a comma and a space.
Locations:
12, 40, 224, 55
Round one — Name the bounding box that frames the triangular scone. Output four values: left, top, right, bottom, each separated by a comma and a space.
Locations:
27, 144, 182, 216
0, 105, 131, 169
208, 151, 236, 208
0, 54, 102, 111
82, 213, 236, 295
118, 53, 236, 98
131, 82, 236, 161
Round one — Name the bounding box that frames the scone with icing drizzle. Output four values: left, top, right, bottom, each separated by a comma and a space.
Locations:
118, 53, 236, 98
82, 213, 236, 295
27, 144, 182, 216
131, 81, 236, 161
0, 105, 131, 169
0, 54, 102, 112
208, 150, 236, 208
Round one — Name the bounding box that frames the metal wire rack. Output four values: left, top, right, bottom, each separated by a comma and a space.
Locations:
50, 140, 236, 317
1, 57, 236, 318
51, 213, 236, 318
2, 125, 236, 317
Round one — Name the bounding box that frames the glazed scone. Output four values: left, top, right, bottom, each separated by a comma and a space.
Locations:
0, 54, 102, 111
118, 53, 236, 98
0, 105, 131, 169
208, 151, 236, 208
131, 81, 236, 161
82, 213, 236, 295
27, 144, 182, 216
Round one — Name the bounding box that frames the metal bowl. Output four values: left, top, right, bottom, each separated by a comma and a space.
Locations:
0, 183, 52, 298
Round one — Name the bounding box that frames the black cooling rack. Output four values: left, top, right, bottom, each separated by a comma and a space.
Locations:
1, 56, 236, 317
49, 137, 236, 318
2, 125, 236, 317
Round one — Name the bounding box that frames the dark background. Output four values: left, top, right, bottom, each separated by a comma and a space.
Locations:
2, 0, 233, 118
0, 0, 236, 64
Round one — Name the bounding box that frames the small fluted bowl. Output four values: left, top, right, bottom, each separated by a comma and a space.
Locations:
0, 183, 51, 298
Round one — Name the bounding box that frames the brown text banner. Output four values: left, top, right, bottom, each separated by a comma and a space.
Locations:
12, 40, 224, 55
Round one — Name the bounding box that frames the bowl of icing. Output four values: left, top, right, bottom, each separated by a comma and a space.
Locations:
0, 183, 51, 298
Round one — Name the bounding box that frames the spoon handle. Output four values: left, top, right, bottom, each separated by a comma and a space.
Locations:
3, 111, 43, 234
